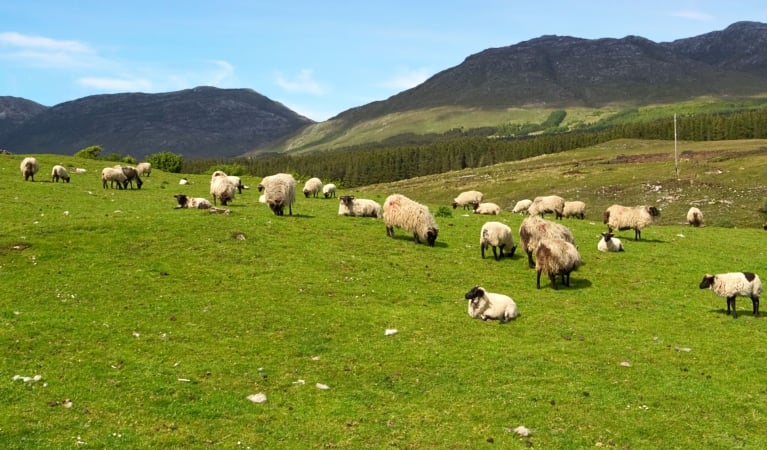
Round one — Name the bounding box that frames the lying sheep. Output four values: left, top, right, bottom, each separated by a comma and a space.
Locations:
699, 272, 762, 318
173, 194, 212, 209
473, 202, 501, 215
562, 201, 586, 219
603, 204, 661, 240
465, 286, 519, 323
597, 232, 624, 252
136, 162, 151, 177
452, 190, 483, 210
535, 238, 581, 289
303, 177, 323, 198
687, 207, 704, 227
512, 199, 532, 214
528, 195, 565, 219
120, 166, 143, 189
338, 195, 382, 218
322, 183, 336, 199
480, 221, 516, 260
519, 215, 575, 268
101, 167, 127, 189
20, 157, 39, 181
210, 175, 236, 206
51, 165, 70, 183
383, 194, 439, 246
258, 173, 296, 215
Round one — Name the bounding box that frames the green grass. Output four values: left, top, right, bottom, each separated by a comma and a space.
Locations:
2, 142, 767, 449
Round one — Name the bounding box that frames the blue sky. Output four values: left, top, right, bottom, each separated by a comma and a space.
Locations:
1, 1, 766, 122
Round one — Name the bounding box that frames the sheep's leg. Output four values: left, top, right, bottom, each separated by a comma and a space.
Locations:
527, 251, 535, 269
634, 228, 640, 240
727, 297, 737, 318
536, 270, 543, 289
412, 233, 421, 244
481, 245, 486, 259
751, 296, 760, 316
493, 246, 500, 261
386, 226, 394, 238
549, 273, 558, 290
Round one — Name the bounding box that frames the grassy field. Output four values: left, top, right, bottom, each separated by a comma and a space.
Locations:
2, 139, 767, 449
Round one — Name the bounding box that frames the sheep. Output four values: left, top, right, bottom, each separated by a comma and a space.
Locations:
473, 202, 501, 215
535, 237, 582, 289
179, 178, 189, 185
480, 221, 516, 260
173, 194, 212, 209
136, 162, 152, 177
20, 157, 39, 181
51, 165, 70, 183
512, 199, 533, 214
74, 168, 87, 174
603, 204, 661, 241
383, 194, 439, 246
211, 171, 244, 194
322, 183, 336, 199
562, 201, 586, 219
597, 232, 624, 252
338, 195, 382, 218
452, 190, 483, 210
699, 272, 762, 318
527, 195, 566, 219
210, 175, 236, 206
464, 286, 519, 323
101, 167, 127, 189
687, 207, 704, 227
302, 177, 323, 198
120, 166, 143, 189
258, 173, 296, 215
518, 215, 575, 268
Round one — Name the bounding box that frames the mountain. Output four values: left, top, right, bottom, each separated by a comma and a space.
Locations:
0, 96, 47, 137
0, 86, 314, 159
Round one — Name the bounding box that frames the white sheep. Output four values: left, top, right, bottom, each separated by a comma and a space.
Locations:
527, 195, 566, 219
464, 286, 519, 323
452, 190, 483, 210
597, 232, 624, 252
212, 171, 244, 194
562, 201, 586, 219
20, 157, 39, 181
338, 195, 382, 218
322, 183, 336, 199
535, 237, 581, 289
383, 194, 439, 246
258, 173, 297, 215
699, 272, 762, 318
473, 202, 501, 215
51, 164, 70, 183
101, 167, 127, 189
512, 199, 533, 214
303, 177, 323, 198
136, 162, 152, 177
210, 175, 236, 206
519, 215, 575, 268
480, 221, 516, 260
173, 194, 212, 209
687, 207, 704, 227
603, 204, 661, 240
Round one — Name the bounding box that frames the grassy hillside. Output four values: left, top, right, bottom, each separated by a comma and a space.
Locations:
2, 140, 767, 448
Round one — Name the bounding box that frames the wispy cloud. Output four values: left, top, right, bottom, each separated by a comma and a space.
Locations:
378, 68, 431, 91
669, 10, 715, 22
275, 69, 325, 95
78, 77, 153, 92
0, 31, 100, 68
207, 60, 234, 85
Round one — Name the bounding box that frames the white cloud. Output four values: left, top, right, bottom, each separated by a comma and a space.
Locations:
206, 60, 234, 85
275, 69, 325, 95
0, 31, 99, 68
669, 10, 715, 22
378, 68, 431, 91
78, 77, 153, 92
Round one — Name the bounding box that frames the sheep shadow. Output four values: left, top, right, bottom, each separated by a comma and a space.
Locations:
707, 308, 764, 319
384, 234, 448, 248
532, 277, 593, 291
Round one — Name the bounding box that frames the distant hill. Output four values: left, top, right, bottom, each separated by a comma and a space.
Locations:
0, 96, 47, 138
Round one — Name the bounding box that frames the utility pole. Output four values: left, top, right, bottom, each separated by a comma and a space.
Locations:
674, 114, 679, 179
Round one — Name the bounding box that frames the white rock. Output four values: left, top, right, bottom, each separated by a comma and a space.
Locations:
384, 328, 398, 336
316, 383, 330, 390
247, 393, 267, 403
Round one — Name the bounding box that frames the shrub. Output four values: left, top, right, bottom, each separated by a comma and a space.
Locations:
147, 151, 184, 173
74, 145, 102, 159
434, 206, 453, 218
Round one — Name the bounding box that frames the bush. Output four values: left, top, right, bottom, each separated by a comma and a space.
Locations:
147, 151, 184, 173
74, 145, 102, 159
434, 206, 453, 218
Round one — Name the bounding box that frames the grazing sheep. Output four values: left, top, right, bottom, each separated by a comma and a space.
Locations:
338, 195, 382, 218
699, 272, 762, 318
519, 215, 575, 268
258, 173, 297, 215
210, 175, 237, 206
562, 201, 586, 219
603, 204, 661, 240
473, 202, 501, 215
383, 194, 439, 246
173, 194, 212, 209
101, 167, 127, 189
20, 157, 39, 181
136, 162, 152, 177
597, 232, 624, 252
480, 221, 516, 260
452, 190, 483, 210
535, 238, 582, 289
211, 171, 244, 194
51, 165, 70, 183
120, 166, 143, 189
302, 177, 323, 198
687, 207, 704, 227
527, 195, 566, 219
322, 183, 336, 199
465, 286, 519, 323
512, 199, 533, 214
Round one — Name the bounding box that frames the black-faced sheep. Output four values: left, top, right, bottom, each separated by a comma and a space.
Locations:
258, 173, 297, 215
338, 195, 382, 218
562, 201, 586, 219
101, 167, 126, 189
452, 190, 483, 210
303, 177, 323, 198
512, 199, 532, 214
322, 183, 336, 199
20, 157, 39, 181
535, 238, 581, 289
212, 171, 244, 194
480, 221, 516, 260
473, 202, 501, 215
603, 204, 661, 241
51, 164, 70, 183
136, 162, 151, 177
210, 175, 236, 206
687, 207, 704, 227
174, 194, 212, 209
383, 194, 439, 246
519, 215, 575, 268
120, 166, 143, 189
597, 232, 624, 252
464, 286, 519, 323
528, 195, 565, 219
699, 272, 762, 318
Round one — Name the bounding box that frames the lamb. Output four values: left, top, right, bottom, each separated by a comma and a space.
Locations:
101, 167, 127, 189
322, 183, 336, 199
136, 162, 152, 177
562, 201, 586, 219
383, 194, 439, 246
512, 199, 533, 214
518, 215, 575, 268
173, 194, 212, 209
473, 202, 501, 215
480, 221, 516, 260
51, 164, 70, 183
603, 204, 661, 240
210, 174, 237, 206
535, 238, 582, 289
452, 190, 483, 210
464, 286, 519, 323
597, 232, 624, 252
699, 272, 762, 318
302, 177, 323, 198
258, 173, 297, 215
338, 195, 382, 218
527, 195, 566, 219
687, 207, 704, 227
120, 166, 143, 189
20, 157, 39, 181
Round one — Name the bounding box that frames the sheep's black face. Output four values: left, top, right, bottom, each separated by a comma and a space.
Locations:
340, 196, 354, 207
451, 202, 458, 209
268, 200, 284, 216
649, 206, 661, 217
699, 275, 714, 289
601, 232, 613, 242
464, 286, 484, 300
174, 194, 188, 207
426, 228, 438, 247
303, 190, 311, 198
